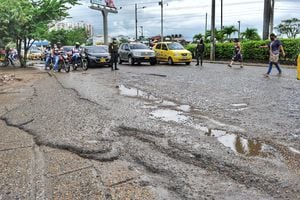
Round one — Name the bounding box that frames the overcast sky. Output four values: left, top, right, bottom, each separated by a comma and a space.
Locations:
66, 0, 300, 40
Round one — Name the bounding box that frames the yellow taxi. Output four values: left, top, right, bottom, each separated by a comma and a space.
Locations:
27, 49, 43, 60
153, 42, 192, 65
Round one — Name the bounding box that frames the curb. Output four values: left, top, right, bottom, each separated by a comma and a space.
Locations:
196, 59, 296, 69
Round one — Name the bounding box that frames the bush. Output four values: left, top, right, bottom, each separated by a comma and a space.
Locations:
186, 39, 300, 65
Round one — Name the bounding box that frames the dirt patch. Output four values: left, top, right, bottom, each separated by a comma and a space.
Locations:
0, 67, 46, 108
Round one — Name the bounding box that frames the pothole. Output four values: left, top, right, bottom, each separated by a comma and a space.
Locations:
205, 129, 272, 157
150, 109, 189, 123
118, 84, 298, 159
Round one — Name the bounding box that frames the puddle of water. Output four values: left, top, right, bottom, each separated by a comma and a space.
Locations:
119, 85, 192, 112
177, 105, 191, 112
230, 103, 248, 107
289, 147, 300, 154
204, 128, 266, 157
150, 109, 189, 123
119, 85, 158, 101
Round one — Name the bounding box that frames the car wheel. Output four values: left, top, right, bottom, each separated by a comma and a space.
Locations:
168, 57, 174, 65
118, 56, 122, 64
186, 62, 191, 65
150, 60, 156, 65
128, 56, 135, 65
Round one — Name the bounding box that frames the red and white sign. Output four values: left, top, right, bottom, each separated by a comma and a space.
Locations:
105, 0, 116, 8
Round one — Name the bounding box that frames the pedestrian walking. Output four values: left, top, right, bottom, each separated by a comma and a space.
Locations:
260, 33, 285, 77
195, 39, 205, 66
228, 38, 243, 68
109, 38, 119, 71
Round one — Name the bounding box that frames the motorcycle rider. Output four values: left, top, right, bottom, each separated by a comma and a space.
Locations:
53, 42, 63, 72
44, 45, 52, 70
109, 38, 119, 71
72, 42, 81, 67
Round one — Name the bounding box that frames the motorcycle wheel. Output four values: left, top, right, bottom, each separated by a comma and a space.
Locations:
72, 61, 77, 71
65, 63, 70, 73
82, 60, 88, 71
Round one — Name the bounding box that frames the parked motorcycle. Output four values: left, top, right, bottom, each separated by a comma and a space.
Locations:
72, 50, 88, 71
0, 54, 14, 67
44, 55, 53, 70
57, 52, 70, 73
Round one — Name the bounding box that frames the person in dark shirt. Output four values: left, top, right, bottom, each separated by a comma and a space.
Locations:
261, 33, 285, 77
109, 38, 119, 71
195, 39, 205, 66
228, 38, 243, 68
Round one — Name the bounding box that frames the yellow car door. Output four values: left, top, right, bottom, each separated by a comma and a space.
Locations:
161, 43, 169, 62
154, 43, 162, 61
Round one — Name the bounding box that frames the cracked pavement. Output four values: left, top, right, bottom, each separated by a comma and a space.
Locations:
0, 63, 299, 199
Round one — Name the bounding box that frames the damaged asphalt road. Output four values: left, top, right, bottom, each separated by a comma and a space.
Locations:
1, 63, 300, 199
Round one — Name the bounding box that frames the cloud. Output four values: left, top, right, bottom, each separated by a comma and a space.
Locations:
65, 0, 300, 40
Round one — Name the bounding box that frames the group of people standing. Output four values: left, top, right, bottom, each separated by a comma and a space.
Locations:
195, 33, 285, 77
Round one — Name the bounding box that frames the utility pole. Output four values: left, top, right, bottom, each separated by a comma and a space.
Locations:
263, 0, 271, 40
221, 0, 223, 29
140, 26, 144, 38
210, 0, 216, 61
135, 3, 138, 41
237, 20, 241, 39
159, 0, 164, 42
135, 4, 146, 41
269, 0, 275, 34
205, 12, 208, 35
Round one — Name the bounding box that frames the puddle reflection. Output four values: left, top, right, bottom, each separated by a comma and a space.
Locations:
150, 109, 189, 123
119, 85, 158, 101
206, 129, 265, 157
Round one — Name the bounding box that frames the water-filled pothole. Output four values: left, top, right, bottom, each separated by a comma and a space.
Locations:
119, 85, 158, 101
150, 109, 189, 123
118, 85, 299, 159
205, 129, 271, 157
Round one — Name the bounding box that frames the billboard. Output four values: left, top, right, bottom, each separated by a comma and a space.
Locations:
90, 0, 116, 8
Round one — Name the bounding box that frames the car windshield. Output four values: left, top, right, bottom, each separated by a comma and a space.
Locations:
86, 46, 108, 53
129, 44, 148, 50
31, 50, 40, 53
168, 43, 185, 50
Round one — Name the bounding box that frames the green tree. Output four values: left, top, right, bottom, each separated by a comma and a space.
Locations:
222, 26, 238, 40
241, 28, 261, 40
45, 28, 89, 46
275, 18, 300, 39
0, 0, 79, 67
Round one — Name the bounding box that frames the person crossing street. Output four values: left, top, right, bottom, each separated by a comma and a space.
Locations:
195, 39, 205, 66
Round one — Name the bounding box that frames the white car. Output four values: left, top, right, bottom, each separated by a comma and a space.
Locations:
118, 43, 156, 66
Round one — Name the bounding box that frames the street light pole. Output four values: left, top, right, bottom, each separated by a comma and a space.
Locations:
221, 0, 223, 30
135, 4, 146, 41
140, 26, 144, 38
210, 0, 216, 61
159, 0, 164, 42
135, 3, 138, 41
237, 20, 241, 39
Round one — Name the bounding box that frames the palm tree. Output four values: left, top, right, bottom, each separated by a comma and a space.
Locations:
222, 26, 238, 40
193, 33, 203, 42
204, 29, 225, 42
241, 28, 261, 40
